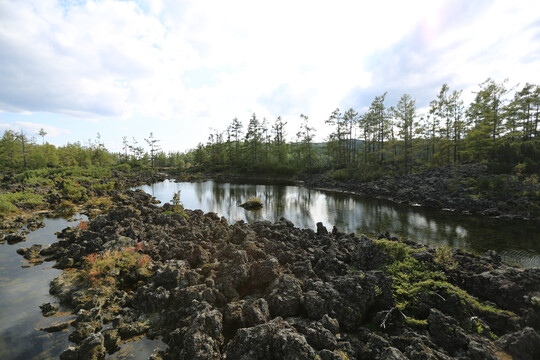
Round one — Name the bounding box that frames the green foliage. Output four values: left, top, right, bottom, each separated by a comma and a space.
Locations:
404, 317, 428, 328
169, 191, 188, 218
115, 163, 131, 172
86, 196, 113, 210
0, 199, 18, 214
376, 240, 514, 325
0, 191, 44, 215
373, 238, 412, 261
58, 179, 88, 203
246, 195, 262, 206
56, 200, 77, 215
434, 246, 457, 269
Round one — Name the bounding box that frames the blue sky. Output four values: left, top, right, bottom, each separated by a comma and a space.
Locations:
1, 0, 539, 152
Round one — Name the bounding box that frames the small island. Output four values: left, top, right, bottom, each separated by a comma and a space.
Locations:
239, 196, 263, 210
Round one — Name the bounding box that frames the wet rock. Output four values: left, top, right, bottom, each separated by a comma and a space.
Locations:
496, 327, 540, 360
69, 320, 101, 344
6, 232, 25, 244
287, 317, 338, 351
320, 315, 340, 335
117, 321, 149, 340
42, 189, 540, 360
317, 349, 345, 360
225, 317, 317, 359
248, 257, 281, 291
316, 222, 328, 236
243, 297, 270, 326
428, 308, 469, 356
102, 329, 121, 354
60, 333, 106, 360
39, 302, 59, 317
40, 321, 70, 332
17, 244, 42, 260
351, 235, 386, 270
380, 346, 408, 359
178, 302, 223, 360
265, 274, 303, 318
55, 257, 74, 269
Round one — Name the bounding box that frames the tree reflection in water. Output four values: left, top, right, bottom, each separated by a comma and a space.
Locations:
136, 180, 539, 268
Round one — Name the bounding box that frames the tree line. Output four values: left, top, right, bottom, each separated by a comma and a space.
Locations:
1, 78, 538, 178
0, 130, 193, 171
190, 79, 540, 178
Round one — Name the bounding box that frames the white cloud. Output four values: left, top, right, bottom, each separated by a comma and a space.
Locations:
1, 0, 539, 150
0, 121, 70, 138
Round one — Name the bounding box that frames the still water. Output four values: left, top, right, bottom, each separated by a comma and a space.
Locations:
0, 215, 165, 360
136, 179, 540, 268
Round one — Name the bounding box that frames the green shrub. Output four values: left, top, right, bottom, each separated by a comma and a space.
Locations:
58, 179, 87, 203
0, 191, 44, 214
0, 199, 18, 214
115, 163, 131, 172
376, 239, 514, 326
56, 200, 76, 215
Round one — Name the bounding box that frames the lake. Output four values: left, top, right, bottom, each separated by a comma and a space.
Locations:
136, 179, 540, 268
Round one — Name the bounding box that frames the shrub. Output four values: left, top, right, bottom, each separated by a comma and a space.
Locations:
169, 191, 188, 218
86, 197, 113, 210
376, 239, 514, 326
58, 179, 87, 203
81, 247, 152, 290
434, 245, 457, 269
91, 181, 115, 192
0, 191, 44, 214
115, 163, 131, 172
56, 200, 76, 215
0, 199, 17, 214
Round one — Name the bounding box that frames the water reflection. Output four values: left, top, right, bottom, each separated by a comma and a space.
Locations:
0, 216, 83, 360
137, 180, 539, 268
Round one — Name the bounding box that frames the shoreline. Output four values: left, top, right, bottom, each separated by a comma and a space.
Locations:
30, 189, 540, 359
173, 164, 539, 221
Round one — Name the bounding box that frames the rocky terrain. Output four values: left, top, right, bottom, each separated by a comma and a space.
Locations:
303, 164, 540, 220
28, 189, 540, 359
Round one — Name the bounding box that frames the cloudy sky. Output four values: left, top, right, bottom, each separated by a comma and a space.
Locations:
1, 0, 539, 153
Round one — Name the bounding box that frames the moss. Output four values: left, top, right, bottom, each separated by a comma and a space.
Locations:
404, 317, 428, 328
376, 239, 515, 326
373, 238, 412, 261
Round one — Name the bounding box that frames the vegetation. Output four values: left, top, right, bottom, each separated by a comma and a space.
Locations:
0, 191, 44, 215
81, 247, 152, 290
240, 195, 263, 210
182, 79, 539, 179
163, 190, 188, 218
374, 238, 515, 330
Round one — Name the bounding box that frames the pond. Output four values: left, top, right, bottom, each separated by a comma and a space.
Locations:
136, 179, 540, 268
0, 215, 165, 360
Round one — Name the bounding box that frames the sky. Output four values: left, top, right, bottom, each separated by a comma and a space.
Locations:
1, 0, 539, 153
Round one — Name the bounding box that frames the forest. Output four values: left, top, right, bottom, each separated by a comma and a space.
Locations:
1, 79, 539, 181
